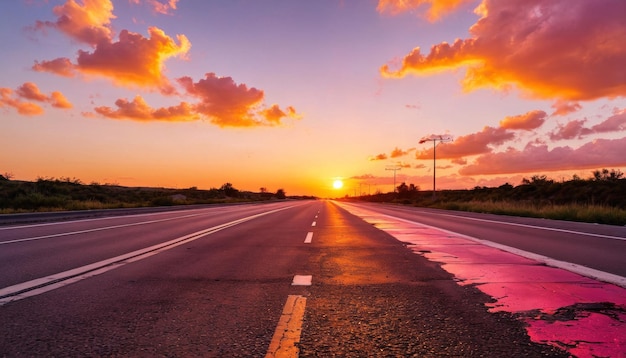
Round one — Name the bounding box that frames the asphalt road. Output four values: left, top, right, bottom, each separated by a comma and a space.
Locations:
0, 200, 586, 356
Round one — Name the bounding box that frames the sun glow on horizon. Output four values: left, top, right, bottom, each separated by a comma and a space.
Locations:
332, 179, 344, 189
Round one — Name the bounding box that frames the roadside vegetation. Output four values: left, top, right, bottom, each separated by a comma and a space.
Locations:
348, 169, 626, 226
0, 174, 306, 214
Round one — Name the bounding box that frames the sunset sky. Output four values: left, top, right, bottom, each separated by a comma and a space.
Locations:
1, 0, 625, 198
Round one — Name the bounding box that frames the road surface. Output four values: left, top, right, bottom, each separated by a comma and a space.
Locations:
1, 200, 623, 356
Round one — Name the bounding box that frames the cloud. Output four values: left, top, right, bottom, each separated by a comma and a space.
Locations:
499, 110, 546, 130
416, 126, 514, 159
94, 95, 197, 121
35, 0, 115, 46
549, 119, 590, 141
459, 138, 626, 175
549, 108, 626, 140
376, 0, 474, 21
0, 88, 44, 116
49, 91, 73, 109
75, 27, 190, 93
147, 0, 179, 15
551, 100, 582, 116
33, 1, 190, 93
32, 58, 76, 77
177, 73, 298, 127
381, 0, 626, 101
369, 153, 388, 161
390, 147, 416, 158
16, 82, 48, 101
1, 82, 73, 115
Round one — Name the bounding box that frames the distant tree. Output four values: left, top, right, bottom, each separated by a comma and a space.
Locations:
592, 168, 623, 182
275, 188, 286, 199
2, 172, 13, 180
220, 182, 239, 197
260, 187, 267, 193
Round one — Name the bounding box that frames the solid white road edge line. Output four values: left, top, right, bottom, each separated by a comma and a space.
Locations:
265, 295, 307, 358
0, 212, 210, 245
379, 213, 626, 288
0, 204, 300, 305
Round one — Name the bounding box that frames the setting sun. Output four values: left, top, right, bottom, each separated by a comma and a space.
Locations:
333, 179, 344, 189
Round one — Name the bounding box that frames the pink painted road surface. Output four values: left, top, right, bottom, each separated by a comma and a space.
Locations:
336, 202, 626, 358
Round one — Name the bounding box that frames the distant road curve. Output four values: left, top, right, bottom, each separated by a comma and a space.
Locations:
336, 201, 626, 278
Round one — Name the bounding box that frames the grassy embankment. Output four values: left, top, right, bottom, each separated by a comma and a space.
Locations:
353, 171, 626, 226
0, 176, 292, 214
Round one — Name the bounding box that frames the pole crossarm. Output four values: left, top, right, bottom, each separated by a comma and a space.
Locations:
418, 134, 453, 198
385, 165, 402, 193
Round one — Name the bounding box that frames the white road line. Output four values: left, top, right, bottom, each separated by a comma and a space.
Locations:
0, 212, 208, 245
0, 205, 299, 305
291, 275, 312, 286
380, 213, 626, 288
311, 221, 316, 227
304, 232, 313, 244
265, 295, 307, 358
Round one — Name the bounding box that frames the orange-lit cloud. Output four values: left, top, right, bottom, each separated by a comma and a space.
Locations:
1, 82, 72, 115
459, 138, 626, 175
76, 27, 190, 92
376, 0, 473, 21
416, 126, 514, 159
551, 100, 582, 116
33, 0, 190, 93
369, 153, 388, 161
499, 110, 546, 131
94, 95, 197, 122
49, 91, 73, 109
550, 108, 626, 140
1, 87, 44, 116
390, 147, 416, 158
177, 73, 298, 127
381, 0, 626, 101
35, 0, 115, 46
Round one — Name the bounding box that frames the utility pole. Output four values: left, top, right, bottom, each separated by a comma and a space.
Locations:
419, 134, 453, 199
385, 165, 402, 193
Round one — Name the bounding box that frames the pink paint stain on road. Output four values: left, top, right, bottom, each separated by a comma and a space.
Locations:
338, 204, 626, 358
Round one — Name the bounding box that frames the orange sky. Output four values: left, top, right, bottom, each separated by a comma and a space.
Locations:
1, 0, 625, 198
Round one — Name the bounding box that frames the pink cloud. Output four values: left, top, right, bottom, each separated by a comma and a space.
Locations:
551, 100, 582, 116
32, 58, 75, 77
550, 108, 626, 140
499, 110, 546, 131
16, 82, 48, 101
416, 126, 514, 159
459, 138, 626, 175
381, 0, 626, 101
146, 0, 179, 15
